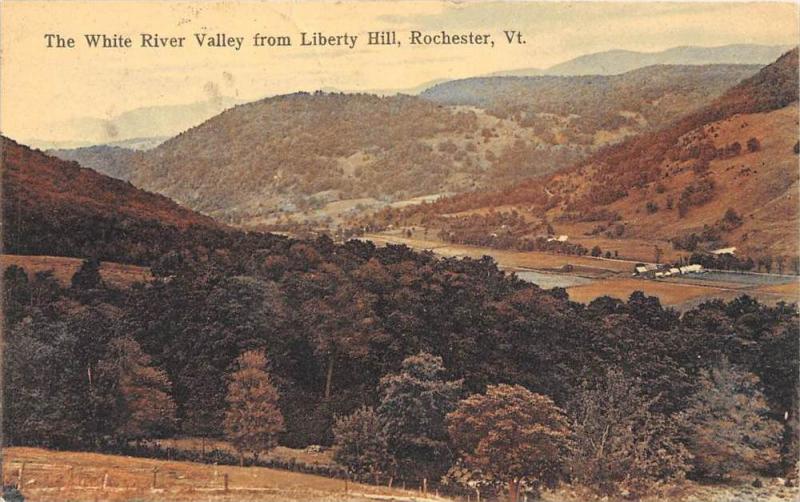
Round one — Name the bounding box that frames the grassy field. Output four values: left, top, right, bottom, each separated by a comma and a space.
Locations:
362, 233, 633, 275
151, 438, 335, 467
1, 255, 150, 288
3, 447, 444, 502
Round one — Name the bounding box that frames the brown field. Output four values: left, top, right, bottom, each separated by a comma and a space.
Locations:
565, 278, 729, 306
152, 437, 335, 467
3, 447, 443, 502
1, 255, 151, 288
362, 233, 634, 275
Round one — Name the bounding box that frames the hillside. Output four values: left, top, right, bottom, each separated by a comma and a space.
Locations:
421, 64, 760, 137
381, 49, 799, 262
488, 44, 790, 77
1, 137, 222, 263
47, 144, 141, 181
117, 65, 757, 230
128, 92, 569, 227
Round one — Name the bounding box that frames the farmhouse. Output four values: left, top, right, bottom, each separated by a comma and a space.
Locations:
711, 246, 737, 255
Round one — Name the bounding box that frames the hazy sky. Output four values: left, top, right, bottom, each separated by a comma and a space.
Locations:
1, 1, 798, 143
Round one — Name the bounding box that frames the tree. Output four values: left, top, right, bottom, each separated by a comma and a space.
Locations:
746, 137, 761, 152
568, 369, 690, 497
223, 350, 285, 465
378, 352, 463, 483
96, 336, 176, 441
654, 245, 663, 264
71, 258, 102, 289
590, 245, 602, 257
682, 358, 782, 479
447, 384, 571, 502
332, 406, 390, 483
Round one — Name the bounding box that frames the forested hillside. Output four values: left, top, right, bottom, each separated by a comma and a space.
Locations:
377, 50, 799, 262
421, 64, 759, 136
2, 137, 223, 264
54, 64, 754, 231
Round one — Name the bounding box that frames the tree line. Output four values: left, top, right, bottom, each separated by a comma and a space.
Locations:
4, 226, 798, 499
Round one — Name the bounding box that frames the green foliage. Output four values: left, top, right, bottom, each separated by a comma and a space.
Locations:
568, 368, 691, 497
223, 350, 285, 463
378, 352, 463, 482
682, 358, 782, 479
447, 384, 572, 501
332, 406, 389, 482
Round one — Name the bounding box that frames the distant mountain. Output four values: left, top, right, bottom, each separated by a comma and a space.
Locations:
400, 49, 800, 260
25, 97, 243, 149
2, 137, 220, 263
421, 63, 760, 138
487, 44, 792, 77
47, 145, 141, 181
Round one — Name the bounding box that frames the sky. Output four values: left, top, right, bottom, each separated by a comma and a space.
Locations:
1, 1, 798, 144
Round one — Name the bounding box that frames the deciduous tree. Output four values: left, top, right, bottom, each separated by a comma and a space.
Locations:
447, 384, 571, 502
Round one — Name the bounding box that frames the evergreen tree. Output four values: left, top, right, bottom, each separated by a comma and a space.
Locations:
682, 358, 782, 479
378, 352, 462, 483
223, 350, 285, 465
96, 336, 177, 442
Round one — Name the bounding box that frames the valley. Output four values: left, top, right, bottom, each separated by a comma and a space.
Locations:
361, 232, 799, 310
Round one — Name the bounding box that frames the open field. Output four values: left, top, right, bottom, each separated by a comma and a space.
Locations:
1, 255, 151, 288
4, 448, 796, 502
151, 438, 335, 467
3, 447, 444, 502
362, 233, 633, 275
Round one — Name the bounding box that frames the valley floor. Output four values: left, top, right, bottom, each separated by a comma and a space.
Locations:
362, 233, 800, 310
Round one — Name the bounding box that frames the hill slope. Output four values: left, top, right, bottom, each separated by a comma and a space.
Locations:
47, 144, 142, 181
421, 64, 760, 135
388, 49, 800, 261
124, 65, 758, 229
2, 137, 221, 263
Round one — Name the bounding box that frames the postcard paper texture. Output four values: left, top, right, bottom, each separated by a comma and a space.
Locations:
1, 1, 799, 501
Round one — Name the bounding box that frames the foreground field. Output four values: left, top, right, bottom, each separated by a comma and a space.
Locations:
4, 448, 797, 502
3, 447, 444, 502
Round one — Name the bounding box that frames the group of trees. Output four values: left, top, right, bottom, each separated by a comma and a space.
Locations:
4, 221, 798, 499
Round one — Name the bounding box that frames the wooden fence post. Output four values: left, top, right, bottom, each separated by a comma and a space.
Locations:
423, 477, 427, 494
151, 467, 158, 489
18, 462, 25, 488
102, 472, 109, 490
223, 473, 229, 493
